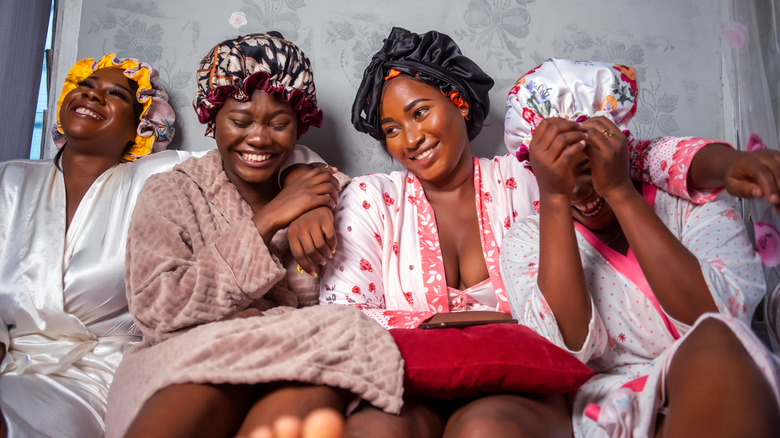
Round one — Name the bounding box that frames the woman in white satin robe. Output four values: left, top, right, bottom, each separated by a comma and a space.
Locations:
0, 54, 178, 438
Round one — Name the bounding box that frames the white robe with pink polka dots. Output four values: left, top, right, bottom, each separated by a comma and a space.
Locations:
501, 184, 779, 437
320, 136, 721, 330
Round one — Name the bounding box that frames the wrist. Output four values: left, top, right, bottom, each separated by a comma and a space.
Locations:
252, 213, 279, 244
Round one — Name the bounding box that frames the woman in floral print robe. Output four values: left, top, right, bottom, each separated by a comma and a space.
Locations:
318, 28, 770, 438
500, 58, 779, 438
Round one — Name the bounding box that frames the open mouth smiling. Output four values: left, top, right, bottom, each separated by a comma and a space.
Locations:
573, 196, 605, 217
240, 152, 272, 163
74, 106, 104, 120
410, 143, 439, 160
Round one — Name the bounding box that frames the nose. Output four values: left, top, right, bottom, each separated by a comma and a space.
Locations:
245, 125, 270, 148
404, 123, 424, 150
82, 87, 105, 104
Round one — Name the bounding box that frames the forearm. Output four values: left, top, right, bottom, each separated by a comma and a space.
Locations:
537, 194, 591, 350
606, 188, 717, 324
687, 142, 739, 189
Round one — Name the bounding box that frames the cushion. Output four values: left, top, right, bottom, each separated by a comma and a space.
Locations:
389, 323, 594, 399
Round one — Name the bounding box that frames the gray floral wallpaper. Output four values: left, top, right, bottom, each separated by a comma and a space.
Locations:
77, 0, 726, 177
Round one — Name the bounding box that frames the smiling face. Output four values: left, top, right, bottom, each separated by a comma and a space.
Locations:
569, 154, 618, 231
58, 67, 140, 159
379, 76, 472, 188
214, 88, 297, 194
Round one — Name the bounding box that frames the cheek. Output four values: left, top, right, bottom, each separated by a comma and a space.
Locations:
384, 138, 406, 162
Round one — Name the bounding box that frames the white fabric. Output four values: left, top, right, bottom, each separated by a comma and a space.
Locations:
501, 187, 771, 437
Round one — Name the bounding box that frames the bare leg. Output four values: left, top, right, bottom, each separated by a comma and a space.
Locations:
124, 383, 256, 438
444, 393, 572, 438
237, 383, 347, 437
657, 318, 780, 438
344, 397, 444, 438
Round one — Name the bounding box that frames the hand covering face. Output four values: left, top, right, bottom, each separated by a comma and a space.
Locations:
352, 27, 494, 141
504, 58, 639, 161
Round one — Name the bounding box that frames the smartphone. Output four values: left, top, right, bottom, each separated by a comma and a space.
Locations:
417, 312, 518, 329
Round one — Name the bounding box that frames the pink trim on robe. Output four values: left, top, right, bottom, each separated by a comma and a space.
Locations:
573, 184, 681, 340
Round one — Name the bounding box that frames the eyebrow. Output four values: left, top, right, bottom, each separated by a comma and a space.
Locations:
379, 98, 432, 125
86, 75, 134, 95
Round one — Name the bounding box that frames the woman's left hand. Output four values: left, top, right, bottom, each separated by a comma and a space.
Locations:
724, 149, 780, 212
581, 117, 633, 200
287, 206, 336, 276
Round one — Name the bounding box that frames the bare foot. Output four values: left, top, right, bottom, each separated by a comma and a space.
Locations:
243, 409, 343, 438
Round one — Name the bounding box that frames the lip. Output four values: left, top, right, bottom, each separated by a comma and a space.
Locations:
572, 195, 605, 217
71, 103, 105, 121
236, 150, 276, 168
408, 142, 439, 166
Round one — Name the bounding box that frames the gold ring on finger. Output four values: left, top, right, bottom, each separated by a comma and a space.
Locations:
602, 129, 614, 138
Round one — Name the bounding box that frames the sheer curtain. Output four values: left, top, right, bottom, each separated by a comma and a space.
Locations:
720, 0, 780, 350
0, 0, 53, 161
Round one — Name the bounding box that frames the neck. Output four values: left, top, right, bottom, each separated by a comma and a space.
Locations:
225, 171, 280, 213
60, 147, 122, 185
418, 153, 475, 197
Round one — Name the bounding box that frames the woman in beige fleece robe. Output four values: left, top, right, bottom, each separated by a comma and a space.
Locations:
104, 33, 404, 438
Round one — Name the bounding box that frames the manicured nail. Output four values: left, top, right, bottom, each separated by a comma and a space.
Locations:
297, 265, 305, 274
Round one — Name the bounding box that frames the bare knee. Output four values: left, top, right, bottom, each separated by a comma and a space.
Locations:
345, 399, 443, 438
444, 394, 572, 438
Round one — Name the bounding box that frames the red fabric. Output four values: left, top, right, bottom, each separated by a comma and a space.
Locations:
389, 323, 594, 399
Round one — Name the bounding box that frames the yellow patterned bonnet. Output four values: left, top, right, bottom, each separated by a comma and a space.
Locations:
52, 53, 175, 161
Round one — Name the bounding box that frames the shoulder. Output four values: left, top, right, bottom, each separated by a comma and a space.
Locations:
344, 171, 408, 198
127, 150, 201, 182
0, 158, 52, 179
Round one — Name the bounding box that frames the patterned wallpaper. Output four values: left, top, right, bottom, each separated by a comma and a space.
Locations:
77, 0, 726, 177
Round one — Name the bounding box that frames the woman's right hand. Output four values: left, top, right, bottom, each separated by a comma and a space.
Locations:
528, 118, 588, 199
253, 167, 340, 243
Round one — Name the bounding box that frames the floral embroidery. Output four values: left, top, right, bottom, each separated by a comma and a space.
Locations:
404, 291, 414, 305
407, 195, 419, 205
533, 200, 540, 212
368, 283, 376, 292
362, 200, 371, 209
504, 217, 511, 229
383, 192, 395, 206
359, 259, 373, 272
359, 182, 367, 191
374, 233, 382, 246
351, 286, 361, 294
392, 242, 399, 255
505, 177, 517, 189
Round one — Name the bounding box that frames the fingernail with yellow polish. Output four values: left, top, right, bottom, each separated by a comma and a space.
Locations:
297, 265, 305, 274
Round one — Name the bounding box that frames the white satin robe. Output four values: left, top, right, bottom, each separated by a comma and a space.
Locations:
0, 150, 191, 437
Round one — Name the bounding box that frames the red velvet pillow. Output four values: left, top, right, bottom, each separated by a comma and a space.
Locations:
389, 323, 594, 399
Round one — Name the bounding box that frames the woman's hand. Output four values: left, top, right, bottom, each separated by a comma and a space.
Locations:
287, 207, 337, 276
723, 149, 780, 212
528, 118, 588, 199
580, 117, 634, 201
253, 167, 340, 243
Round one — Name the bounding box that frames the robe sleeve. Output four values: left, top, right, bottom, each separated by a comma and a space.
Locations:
629, 136, 726, 203
320, 180, 434, 329
667, 190, 765, 334
125, 174, 288, 345
501, 217, 608, 362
